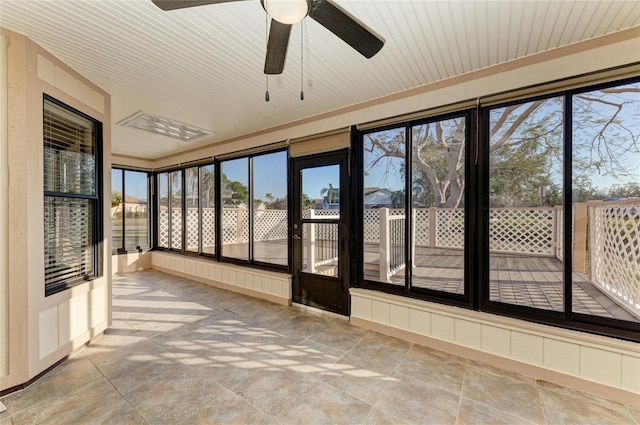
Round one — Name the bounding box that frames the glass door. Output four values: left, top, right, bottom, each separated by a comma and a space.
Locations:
291, 150, 350, 315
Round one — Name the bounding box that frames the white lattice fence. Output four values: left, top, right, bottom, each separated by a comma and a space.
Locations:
590, 202, 640, 314
158, 208, 169, 247
186, 208, 198, 250
171, 209, 182, 249
436, 209, 464, 249
254, 210, 288, 241
202, 208, 215, 248
364, 209, 380, 242
489, 207, 555, 255
241, 208, 249, 242
222, 208, 240, 244
413, 209, 430, 246
312, 209, 340, 218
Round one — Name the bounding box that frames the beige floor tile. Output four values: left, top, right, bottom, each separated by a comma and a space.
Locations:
462, 361, 545, 425
85, 337, 175, 378
320, 352, 400, 406
228, 369, 317, 417
128, 368, 224, 424
537, 380, 637, 425
178, 389, 275, 425
2, 356, 102, 417
268, 313, 333, 339
366, 374, 460, 425
276, 379, 373, 425
350, 331, 413, 371
397, 343, 467, 394
308, 318, 369, 352
10, 378, 123, 425
456, 397, 539, 425
105, 354, 193, 398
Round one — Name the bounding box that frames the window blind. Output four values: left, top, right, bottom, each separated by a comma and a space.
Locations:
44, 197, 93, 287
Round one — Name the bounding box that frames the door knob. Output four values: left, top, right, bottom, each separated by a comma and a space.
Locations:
293, 234, 301, 240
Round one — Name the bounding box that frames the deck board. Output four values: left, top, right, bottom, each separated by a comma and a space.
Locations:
219, 240, 636, 322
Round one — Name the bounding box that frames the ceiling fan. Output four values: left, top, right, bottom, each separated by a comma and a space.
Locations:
151, 0, 385, 75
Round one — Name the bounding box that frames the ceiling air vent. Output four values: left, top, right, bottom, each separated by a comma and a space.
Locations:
118, 111, 214, 142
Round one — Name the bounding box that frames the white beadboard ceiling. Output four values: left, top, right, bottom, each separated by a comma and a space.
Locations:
1, 0, 639, 160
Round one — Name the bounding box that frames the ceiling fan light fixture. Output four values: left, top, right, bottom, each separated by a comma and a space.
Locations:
264, 0, 309, 25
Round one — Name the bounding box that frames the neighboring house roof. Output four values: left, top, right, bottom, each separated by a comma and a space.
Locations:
364, 188, 394, 208
322, 188, 340, 206
112, 190, 145, 203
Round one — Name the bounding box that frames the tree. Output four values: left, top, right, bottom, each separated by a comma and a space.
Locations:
222, 173, 248, 206
200, 166, 215, 208
320, 183, 337, 205
186, 168, 198, 208
365, 82, 639, 208
302, 194, 315, 209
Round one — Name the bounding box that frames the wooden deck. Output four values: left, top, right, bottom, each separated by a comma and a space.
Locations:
221, 240, 636, 322
366, 245, 637, 322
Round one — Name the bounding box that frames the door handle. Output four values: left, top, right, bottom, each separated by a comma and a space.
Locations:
293, 234, 301, 240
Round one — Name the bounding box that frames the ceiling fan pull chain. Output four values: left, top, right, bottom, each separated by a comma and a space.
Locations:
265, 76, 270, 102
300, 19, 304, 101
265, 13, 270, 102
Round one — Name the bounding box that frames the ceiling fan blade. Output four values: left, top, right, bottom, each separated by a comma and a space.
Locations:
151, 0, 246, 12
309, 0, 384, 59
264, 20, 292, 75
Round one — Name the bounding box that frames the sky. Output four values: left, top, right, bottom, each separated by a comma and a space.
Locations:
301, 165, 340, 200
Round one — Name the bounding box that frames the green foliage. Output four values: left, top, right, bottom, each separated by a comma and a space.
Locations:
222, 173, 248, 206
302, 194, 315, 209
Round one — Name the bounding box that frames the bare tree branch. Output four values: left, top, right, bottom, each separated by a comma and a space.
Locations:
490, 100, 545, 153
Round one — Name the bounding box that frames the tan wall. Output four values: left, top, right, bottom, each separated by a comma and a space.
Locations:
112, 251, 152, 274
0, 35, 9, 379
0, 29, 112, 391
111, 153, 154, 171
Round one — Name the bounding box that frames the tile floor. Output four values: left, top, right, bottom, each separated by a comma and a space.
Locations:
1, 270, 638, 425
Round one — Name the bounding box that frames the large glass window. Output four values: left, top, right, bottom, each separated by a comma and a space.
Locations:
411, 117, 466, 295
158, 165, 215, 256
156, 170, 182, 251
484, 79, 640, 331
200, 164, 215, 255
362, 115, 468, 296
111, 169, 149, 253
170, 170, 183, 250
221, 158, 249, 260
363, 127, 407, 286
253, 151, 288, 265
220, 150, 288, 267
488, 97, 564, 311
571, 82, 639, 324
185, 167, 199, 252
43, 97, 101, 295
157, 172, 169, 248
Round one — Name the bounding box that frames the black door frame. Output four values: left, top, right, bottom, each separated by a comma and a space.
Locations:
290, 149, 351, 315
